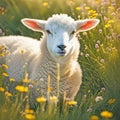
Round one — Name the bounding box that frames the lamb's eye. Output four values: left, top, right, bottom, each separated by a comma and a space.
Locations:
46, 30, 52, 35
70, 31, 75, 35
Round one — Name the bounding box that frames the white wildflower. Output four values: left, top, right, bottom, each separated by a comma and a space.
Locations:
95, 96, 103, 102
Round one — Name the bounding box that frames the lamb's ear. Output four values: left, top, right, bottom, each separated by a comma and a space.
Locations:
21, 18, 46, 32
76, 19, 100, 32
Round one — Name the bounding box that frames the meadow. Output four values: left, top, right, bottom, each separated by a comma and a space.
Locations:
0, 0, 120, 120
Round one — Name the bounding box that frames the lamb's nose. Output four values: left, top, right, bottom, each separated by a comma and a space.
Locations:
57, 45, 66, 51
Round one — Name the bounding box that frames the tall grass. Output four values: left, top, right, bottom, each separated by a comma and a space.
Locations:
0, 0, 120, 120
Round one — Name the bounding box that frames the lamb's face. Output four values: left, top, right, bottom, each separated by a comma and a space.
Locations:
21, 14, 100, 61
45, 19, 77, 58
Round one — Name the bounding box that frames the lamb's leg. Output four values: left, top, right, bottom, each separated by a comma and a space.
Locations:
68, 64, 82, 100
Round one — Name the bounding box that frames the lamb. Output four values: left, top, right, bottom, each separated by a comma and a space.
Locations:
0, 14, 99, 103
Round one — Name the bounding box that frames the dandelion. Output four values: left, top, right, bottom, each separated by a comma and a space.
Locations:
25, 114, 35, 120
2, 64, 8, 69
20, 49, 25, 54
2, 72, 9, 77
0, 53, 4, 57
90, 115, 99, 120
50, 96, 58, 102
95, 96, 103, 102
75, 7, 81, 11
101, 110, 113, 118
105, 23, 111, 28
0, 87, 5, 92
25, 109, 34, 114
9, 78, 15, 82
108, 98, 116, 104
42, 2, 49, 7
5, 91, 12, 97
36, 97, 46, 103
88, 9, 98, 18
105, 19, 114, 28
108, 6, 115, 11
108, 20, 114, 24
15, 85, 28, 93
66, 100, 77, 105
85, 6, 90, 10
47, 87, 53, 92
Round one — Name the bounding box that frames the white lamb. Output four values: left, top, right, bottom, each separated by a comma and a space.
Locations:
0, 14, 99, 103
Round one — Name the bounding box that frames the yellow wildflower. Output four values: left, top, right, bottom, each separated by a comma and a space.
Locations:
23, 73, 30, 83
105, 20, 114, 28
88, 9, 98, 18
0, 87, 5, 92
0, 53, 4, 57
2, 64, 8, 69
108, 98, 116, 104
47, 87, 53, 92
9, 78, 15, 82
25, 114, 35, 120
23, 79, 30, 83
66, 100, 77, 105
108, 20, 114, 24
108, 6, 115, 11
2, 72, 9, 77
90, 115, 99, 120
42, 2, 48, 7
50, 96, 58, 102
15, 85, 28, 93
95, 0, 100, 4
36, 97, 46, 103
75, 7, 81, 11
88, 10, 97, 14
101, 110, 113, 118
5, 91, 12, 97
105, 23, 111, 28
85, 6, 90, 10
25, 109, 34, 114
20, 49, 25, 54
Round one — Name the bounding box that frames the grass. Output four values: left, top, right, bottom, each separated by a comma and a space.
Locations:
0, 0, 120, 120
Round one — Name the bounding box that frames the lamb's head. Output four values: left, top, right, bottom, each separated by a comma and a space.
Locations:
21, 14, 99, 60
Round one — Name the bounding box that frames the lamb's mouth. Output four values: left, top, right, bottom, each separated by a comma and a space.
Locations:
57, 51, 66, 56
